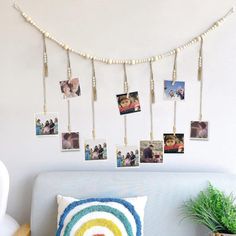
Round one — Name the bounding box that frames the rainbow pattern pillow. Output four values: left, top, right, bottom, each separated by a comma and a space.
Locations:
56, 195, 147, 236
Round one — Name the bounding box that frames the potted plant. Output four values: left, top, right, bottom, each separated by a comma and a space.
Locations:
182, 183, 236, 236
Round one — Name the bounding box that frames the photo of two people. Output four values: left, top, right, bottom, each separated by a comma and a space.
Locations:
190, 121, 208, 140
59, 78, 81, 99
164, 80, 185, 101
61, 132, 80, 151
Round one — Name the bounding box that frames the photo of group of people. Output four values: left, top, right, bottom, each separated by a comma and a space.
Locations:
85, 139, 107, 160
190, 121, 208, 140
116, 146, 140, 167
164, 80, 185, 101
59, 78, 81, 99
35, 113, 58, 136
164, 133, 184, 153
116, 91, 141, 115
140, 141, 163, 163
61, 132, 80, 151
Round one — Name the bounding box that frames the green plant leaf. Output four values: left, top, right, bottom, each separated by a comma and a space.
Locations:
181, 183, 236, 234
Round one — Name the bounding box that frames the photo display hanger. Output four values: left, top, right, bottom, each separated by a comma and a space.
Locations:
140, 62, 164, 164
84, 59, 108, 161
61, 49, 80, 151
164, 52, 184, 154
116, 64, 140, 168
13, 2, 234, 160
35, 33, 59, 137
190, 36, 209, 141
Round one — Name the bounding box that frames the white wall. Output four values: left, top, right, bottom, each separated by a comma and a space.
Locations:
0, 0, 236, 224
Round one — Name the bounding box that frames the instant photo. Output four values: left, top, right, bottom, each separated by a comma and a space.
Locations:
140, 140, 163, 163
59, 78, 81, 99
116, 146, 140, 168
163, 133, 184, 154
116, 91, 141, 115
61, 132, 80, 151
85, 139, 107, 160
190, 121, 208, 140
35, 113, 58, 136
164, 80, 185, 101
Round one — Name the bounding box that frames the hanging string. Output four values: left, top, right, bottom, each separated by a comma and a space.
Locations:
198, 36, 204, 121
123, 63, 128, 146
198, 36, 203, 81
42, 71, 47, 114
91, 59, 97, 101
13, 4, 235, 65
66, 48, 72, 80
67, 99, 71, 132
172, 49, 178, 85
91, 59, 96, 139
173, 101, 177, 135
123, 63, 129, 97
42, 34, 48, 77
199, 77, 203, 121
66, 48, 72, 132
149, 61, 155, 141
124, 115, 127, 146
149, 61, 155, 103
42, 34, 47, 114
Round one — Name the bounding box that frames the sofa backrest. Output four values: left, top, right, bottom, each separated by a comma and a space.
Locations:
31, 171, 236, 236
0, 160, 9, 219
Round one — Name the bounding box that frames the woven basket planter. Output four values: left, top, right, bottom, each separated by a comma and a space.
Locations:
210, 233, 236, 236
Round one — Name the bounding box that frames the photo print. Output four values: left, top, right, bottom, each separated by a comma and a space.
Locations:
116, 91, 141, 115
163, 133, 184, 154
35, 113, 58, 136
190, 121, 208, 140
61, 132, 80, 151
164, 80, 185, 101
140, 140, 163, 163
59, 78, 81, 99
116, 146, 140, 168
85, 139, 107, 160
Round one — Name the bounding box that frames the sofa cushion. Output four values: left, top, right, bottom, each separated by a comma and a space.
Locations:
56, 195, 147, 236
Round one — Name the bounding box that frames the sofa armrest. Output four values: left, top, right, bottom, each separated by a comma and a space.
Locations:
14, 224, 30, 236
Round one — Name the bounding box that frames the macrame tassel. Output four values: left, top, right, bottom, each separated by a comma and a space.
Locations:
43, 34, 48, 77
92, 77, 97, 101
149, 61, 155, 104
91, 59, 97, 101
124, 81, 129, 94
172, 49, 178, 85
123, 64, 129, 97
198, 36, 203, 81
66, 49, 72, 80
150, 79, 155, 103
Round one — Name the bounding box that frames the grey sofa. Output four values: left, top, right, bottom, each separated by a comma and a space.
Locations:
16, 171, 236, 236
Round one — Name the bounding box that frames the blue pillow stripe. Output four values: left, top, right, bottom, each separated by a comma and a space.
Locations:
56, 197, 142, 236
63, 205, 134, 236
